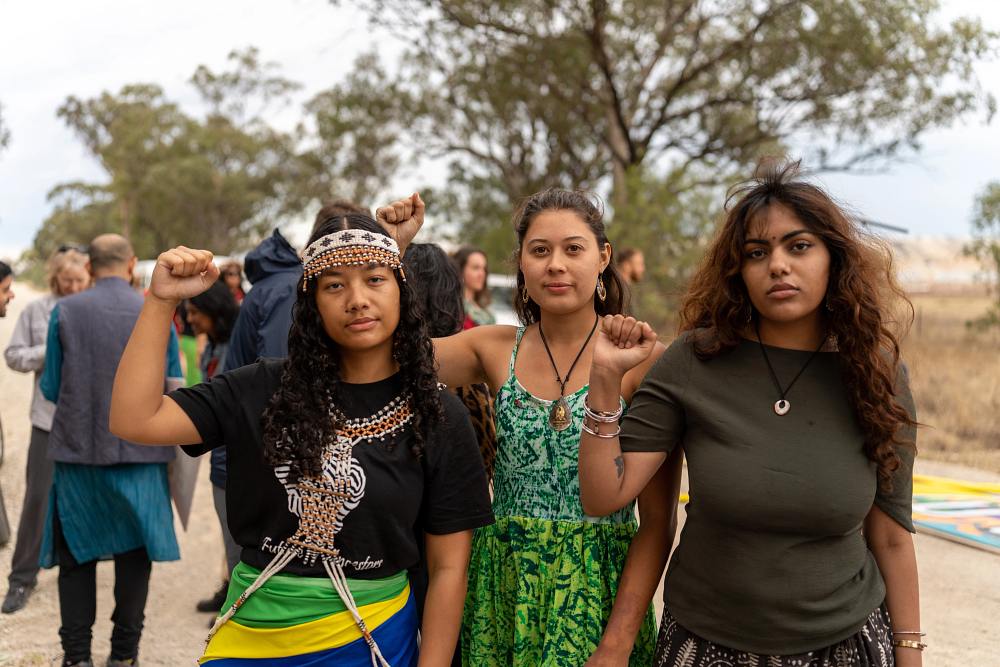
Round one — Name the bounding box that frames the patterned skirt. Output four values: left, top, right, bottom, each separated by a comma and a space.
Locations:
654, 602, 894, 667
461, 515, 657, 667
201, 565, 418, 666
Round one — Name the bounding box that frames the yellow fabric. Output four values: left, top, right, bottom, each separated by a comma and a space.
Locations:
201, 583, 410, 662
912, 474, 1000, 496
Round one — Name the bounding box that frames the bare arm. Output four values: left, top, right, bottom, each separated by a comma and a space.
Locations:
863, 504, 922, 667
110, 247, 220, 446
418, 529, 474, 667
432, 325, 516, 393
586, 446, 684, 666
579, 316, 669, 517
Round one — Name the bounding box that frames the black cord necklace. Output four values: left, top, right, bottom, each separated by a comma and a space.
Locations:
755, 319, 826, 416
538, 315, 599, 431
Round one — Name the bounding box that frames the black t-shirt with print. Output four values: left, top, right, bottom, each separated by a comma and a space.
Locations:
170, 358, 495, 579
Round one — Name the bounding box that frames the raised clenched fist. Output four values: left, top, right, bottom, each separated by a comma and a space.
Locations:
375, 192, 424, 254
148, 246, 220, 303
592, 314, 659, 378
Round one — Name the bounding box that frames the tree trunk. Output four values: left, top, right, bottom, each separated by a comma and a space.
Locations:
604, 105, 632, 209
120, 199, 131, 241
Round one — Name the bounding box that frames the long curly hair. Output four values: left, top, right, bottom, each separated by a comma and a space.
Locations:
680, 157, 917, 490
510, 188, 630, 324
261, 214, 443, 481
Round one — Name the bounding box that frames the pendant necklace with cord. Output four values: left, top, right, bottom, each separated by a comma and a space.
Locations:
755, 318, 827, 416
538, 314, 600, 431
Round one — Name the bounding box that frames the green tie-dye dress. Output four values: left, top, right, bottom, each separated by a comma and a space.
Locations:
461, 327, 656, 666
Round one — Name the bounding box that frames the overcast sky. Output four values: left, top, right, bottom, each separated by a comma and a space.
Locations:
1, 0, 999, 261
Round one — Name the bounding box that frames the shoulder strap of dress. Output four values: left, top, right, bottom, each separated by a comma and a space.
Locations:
509, 326, 526, 377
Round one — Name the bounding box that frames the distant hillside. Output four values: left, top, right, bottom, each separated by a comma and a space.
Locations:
889, 236, 989, 295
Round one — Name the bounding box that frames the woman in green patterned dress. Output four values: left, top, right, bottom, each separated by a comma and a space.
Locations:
376, 188, 685, 666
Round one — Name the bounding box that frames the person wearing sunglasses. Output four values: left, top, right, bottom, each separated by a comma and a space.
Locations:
219, 262, 244, 304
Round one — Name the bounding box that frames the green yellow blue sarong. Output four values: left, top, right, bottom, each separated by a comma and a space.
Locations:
202, 563, 418, 666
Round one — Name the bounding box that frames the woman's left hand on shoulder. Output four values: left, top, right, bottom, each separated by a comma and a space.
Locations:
593, 314, 659, 379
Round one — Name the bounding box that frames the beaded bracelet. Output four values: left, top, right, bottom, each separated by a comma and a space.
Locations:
582, 421, 621, 439
892, 639, 927, 651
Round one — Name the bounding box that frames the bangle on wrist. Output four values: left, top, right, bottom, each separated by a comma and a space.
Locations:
892, 631, 925, 636
892, 639, 927, 651
582, 393, 624, 423
582, 420, 621, 439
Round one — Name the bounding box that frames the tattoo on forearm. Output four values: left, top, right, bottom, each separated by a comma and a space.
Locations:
614, 455, 624, 478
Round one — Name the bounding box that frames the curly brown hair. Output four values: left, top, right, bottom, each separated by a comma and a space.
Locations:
680, 157, 916, 490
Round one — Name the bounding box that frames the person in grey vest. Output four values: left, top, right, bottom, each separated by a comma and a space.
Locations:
2, 245, 90, 614
38, 235, 184, 667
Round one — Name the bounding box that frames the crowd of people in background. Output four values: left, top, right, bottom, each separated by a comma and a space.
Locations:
0, 156, 924, 667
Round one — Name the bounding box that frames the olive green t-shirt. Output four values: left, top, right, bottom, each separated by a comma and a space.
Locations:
620, 332, 916, 655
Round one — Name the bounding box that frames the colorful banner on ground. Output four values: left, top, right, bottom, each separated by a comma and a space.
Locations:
911, 474, 1000, 555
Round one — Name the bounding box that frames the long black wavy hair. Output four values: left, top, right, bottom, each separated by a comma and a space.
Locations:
261, 213, 444, 481
188, 280, 239, 344
404, 243, 465, 337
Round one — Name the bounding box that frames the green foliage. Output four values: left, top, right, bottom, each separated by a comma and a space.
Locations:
608, 166, 726, 333
348, 0, 996, 304
965, 181, 1000, 330
289, 51, 417, 211
27, 49, 300, 271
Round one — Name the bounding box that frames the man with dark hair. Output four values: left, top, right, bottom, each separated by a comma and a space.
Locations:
39, 234, 184, 667
0, 261, 13, 317
311, 198, 372, 237
617, 246, 646, 284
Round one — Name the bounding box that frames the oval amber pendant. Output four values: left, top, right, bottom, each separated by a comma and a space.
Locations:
549, 396, 572, 431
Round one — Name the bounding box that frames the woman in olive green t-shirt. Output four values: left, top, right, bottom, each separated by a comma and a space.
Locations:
579, 158, 922, 667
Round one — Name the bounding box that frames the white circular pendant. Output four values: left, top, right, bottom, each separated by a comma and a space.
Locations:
774, 399, 790, 416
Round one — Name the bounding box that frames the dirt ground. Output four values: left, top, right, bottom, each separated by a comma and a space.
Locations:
0, 282, 998, 666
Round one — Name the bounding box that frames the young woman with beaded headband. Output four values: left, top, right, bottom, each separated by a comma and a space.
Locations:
578, 158, 922, 667
110, 209, 494, 667
377, 188, 685, 667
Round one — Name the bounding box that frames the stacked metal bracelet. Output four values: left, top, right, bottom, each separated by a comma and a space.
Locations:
891, 639, 927, 651
581, 393, 624, 439
891, 631, 927, 651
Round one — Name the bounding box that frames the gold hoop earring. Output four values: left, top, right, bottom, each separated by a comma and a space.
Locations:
596, 275, 607, 302
522, 286, 529, 303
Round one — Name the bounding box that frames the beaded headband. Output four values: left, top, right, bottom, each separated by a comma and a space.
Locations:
301, 229, 404, 291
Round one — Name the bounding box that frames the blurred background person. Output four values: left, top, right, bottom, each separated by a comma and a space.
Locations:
453, 246, 495, 327
2, 245, 89, 614
219, 261, 245, 304
173, 301, 202, 387
38, 234, 183, 667
0, 261, 13, 317
183, 281, 241, 615
405, 243, 465, 335
617, 247, 645, 284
